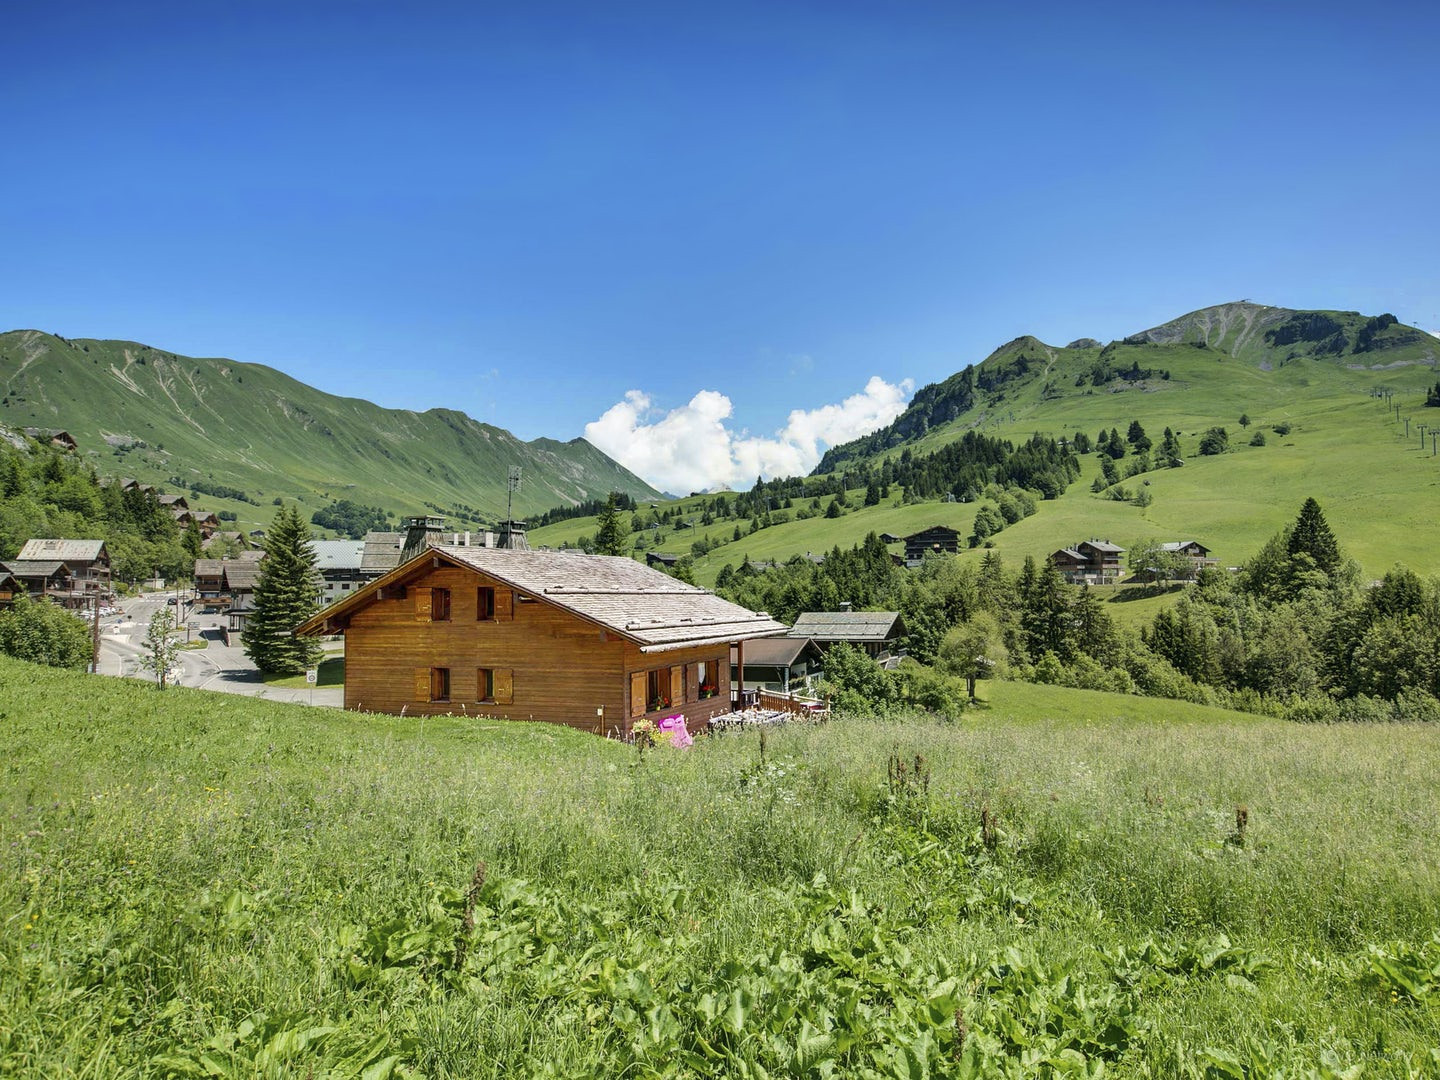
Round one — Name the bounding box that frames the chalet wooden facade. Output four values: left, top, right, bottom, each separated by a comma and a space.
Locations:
1050, 539, 1125, 585
295, 547, 789, 736
9, 539, 111, 606
903, 526, 962, 564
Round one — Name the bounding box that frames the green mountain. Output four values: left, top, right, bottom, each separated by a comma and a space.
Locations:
817, 302, 1438, 470
0, 330, 660, 529
528, 302, 1440, 586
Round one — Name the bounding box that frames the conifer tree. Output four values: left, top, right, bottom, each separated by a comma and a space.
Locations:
593, 492, 631, 556
242, 504, 322, 674
1286, 497, 1341, 575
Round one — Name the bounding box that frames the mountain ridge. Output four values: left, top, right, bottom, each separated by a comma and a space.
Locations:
0, 329, 660, 527
815, 302, 1438, 474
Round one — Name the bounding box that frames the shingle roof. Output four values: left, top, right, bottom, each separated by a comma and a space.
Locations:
194, 559, 227, 578
157, 494, 188, 507
3, 560, 67, 578
237, 549, 265, 562
735, 636, 821, 667
223, 564, 262, 590
312, 539, 365, 571
360, 531, 405, 572
1159, 540, 1206, 552
1079, 540, 1125, 553
298, 547, 789, 652
17, 539, 106, 562
788, 610, 905, 643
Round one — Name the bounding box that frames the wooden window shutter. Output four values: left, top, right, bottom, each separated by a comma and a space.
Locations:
687, 663, 700, 703
494, 588, 514, 620
629, 671, 646, 718
493, 668, 514, 705
669, 666, 684, 709
414, 587, 433, 622
414, 668, 431, 702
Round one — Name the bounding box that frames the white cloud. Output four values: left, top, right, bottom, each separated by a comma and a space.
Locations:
584, 376, 913, 494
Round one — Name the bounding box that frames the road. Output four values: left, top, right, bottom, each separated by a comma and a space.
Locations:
100, 593, 343, 707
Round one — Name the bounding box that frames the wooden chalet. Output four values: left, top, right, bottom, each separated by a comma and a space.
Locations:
1050, 539, 1125, 585
645, 551, 680, 571
788, 609, 907, 661
24, 428, 77, 451
903, 525, 962, 565
158, 494, 190, 511
13, 538, 111, 606
295, 547, 790, 736
194, 558, 228, 598
0, 569, 19, 608
728, 636, 825, 694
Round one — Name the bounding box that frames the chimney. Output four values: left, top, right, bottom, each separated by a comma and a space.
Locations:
499, 520, 530, 551
400, 515, 446, 562
839, 601, 853, 613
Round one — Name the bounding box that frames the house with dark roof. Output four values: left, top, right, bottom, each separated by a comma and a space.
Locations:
13, 539, 110, 605
295, 547, 790, 736
360, 531, 406, 575
24, 428, 77, 451
0, 568, 20, 608
1049, 539, 1126, 585
902, 526, 962, 566
788, 609, 907, 660
728, 636, 826, 694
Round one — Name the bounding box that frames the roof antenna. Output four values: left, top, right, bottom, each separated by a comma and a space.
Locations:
506, 465, 522, 525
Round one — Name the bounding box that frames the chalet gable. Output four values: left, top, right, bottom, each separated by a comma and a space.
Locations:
296, 546, 788, 652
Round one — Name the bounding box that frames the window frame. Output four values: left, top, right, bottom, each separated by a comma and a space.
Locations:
477, 586, 496, 621
478, 667, 494, 702
431, 667, 450, 702
431, 587, 452, 621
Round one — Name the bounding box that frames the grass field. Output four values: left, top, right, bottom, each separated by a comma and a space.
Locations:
529, 376, 1440, 591
4, 655, 1439, 1077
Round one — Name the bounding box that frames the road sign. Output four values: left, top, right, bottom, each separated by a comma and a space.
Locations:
305, 668, 318, 684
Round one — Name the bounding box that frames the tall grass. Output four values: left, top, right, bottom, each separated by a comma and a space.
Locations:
3, 661, 1438, 1076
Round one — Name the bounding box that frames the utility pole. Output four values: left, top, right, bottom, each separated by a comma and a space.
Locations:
1405, 418, 1411, 437
91, 592, 101, 674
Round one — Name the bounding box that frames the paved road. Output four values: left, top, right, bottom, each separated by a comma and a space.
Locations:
100, 593, 343, 707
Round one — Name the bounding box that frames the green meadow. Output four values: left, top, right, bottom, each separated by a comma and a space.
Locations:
4, 655, 1439, 1077
529, 356, 1440, 590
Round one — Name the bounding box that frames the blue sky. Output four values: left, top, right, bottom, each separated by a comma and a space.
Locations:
4, 1, 1438, 490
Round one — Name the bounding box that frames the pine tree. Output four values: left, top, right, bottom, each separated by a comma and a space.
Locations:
242, 504, 323, 674
593, 492, 630, 556
1286, 497, 1341, 574
182, 518, 203, 561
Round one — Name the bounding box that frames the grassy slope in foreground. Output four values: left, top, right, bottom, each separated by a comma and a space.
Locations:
4, 656, 1438, 1076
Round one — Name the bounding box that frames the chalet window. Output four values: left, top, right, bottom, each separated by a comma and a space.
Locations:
432, 588, 451, 621
696, 660, 718, 699
646, 669, 671, 713
431, 667, 450, 702
479, 667, 514, 705
477, 587, 496, 620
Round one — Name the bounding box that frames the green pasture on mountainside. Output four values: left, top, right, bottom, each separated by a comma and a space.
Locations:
4, 655, 1439, 1077
530, 361, 1440, 592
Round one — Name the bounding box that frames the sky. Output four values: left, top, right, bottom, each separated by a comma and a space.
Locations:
4, 1, 1439, 494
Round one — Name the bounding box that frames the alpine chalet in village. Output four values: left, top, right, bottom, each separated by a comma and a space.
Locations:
294, 544, 790, 737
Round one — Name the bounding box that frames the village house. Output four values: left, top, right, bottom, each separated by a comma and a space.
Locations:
0, 569, 19, 608
901, 525, 962, 567
9, 539, 111, 607
729, 636, 826, 695
312, 539, 369, 606
295, 546, 789, 736
24, 428, 77, 451
788, 608, 907, 662
1050, 539, 1126, 585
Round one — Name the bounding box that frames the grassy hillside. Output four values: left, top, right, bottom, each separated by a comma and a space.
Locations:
0, 330, 660, 534
4, 657, 1439, 1076
530, 303, 1440, 587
